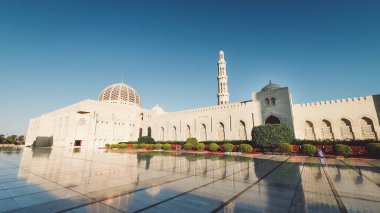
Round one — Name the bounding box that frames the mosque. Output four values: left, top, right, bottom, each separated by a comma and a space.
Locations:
25, 51, 380, 147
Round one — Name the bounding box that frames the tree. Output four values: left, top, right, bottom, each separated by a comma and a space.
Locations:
0, 134, 5, 144
5, 135, 18, 144
17, 135, 25, 145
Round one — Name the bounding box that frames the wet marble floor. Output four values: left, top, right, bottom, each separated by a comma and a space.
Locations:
0, 147, 379, 213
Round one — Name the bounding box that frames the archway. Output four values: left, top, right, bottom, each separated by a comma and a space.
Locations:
218, 122, 225, 141
172, 126, 177, 141
200, 124, 207, 141
361, 117, 377, 139
321, 120, 334, 140
265, 115, 280, 124
340, 119, 354, 140
238, 121, 247, 140
160, 127, 165, 141
304, 121, 316, 140
185, 125, 191, 140
147, 127, 152, 137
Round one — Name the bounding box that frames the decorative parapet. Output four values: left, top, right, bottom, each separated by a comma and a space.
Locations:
293, 96, 372, 108
166, 101, 253, 116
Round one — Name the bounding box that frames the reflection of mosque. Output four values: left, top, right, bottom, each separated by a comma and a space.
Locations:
16, 148, 375, 212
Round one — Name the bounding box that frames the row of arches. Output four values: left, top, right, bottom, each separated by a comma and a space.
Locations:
304, 117, 377, 140
152, 121, 248, 141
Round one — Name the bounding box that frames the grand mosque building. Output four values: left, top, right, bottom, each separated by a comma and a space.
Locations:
26, 51, 380, 147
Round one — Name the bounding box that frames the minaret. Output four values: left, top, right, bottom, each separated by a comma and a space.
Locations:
217, 50, 229, 105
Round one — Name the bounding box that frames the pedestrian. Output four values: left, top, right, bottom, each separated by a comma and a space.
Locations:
317, 149, 326, 165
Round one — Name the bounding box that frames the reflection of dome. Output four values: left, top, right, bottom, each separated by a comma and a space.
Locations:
261, 80, 281, 92
98, 82, 141, 106
146, 186, 162, 197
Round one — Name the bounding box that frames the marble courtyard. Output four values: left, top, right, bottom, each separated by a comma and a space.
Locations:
0, 147, 379, 212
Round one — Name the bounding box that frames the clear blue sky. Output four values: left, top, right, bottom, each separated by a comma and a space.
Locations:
1, 0, 379, 135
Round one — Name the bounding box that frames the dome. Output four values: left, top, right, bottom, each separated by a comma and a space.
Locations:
151, 104, 165, 114
261, 80, 281, 92
98, 82, 141, 106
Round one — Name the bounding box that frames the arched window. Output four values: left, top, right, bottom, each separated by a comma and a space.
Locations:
238, 121, 247, 140
270, 97, 276, 105
265, 98, 270, 106
304, 121, 316, 140
361, 117, 377, 139
172, 126, 177, 141
160, 127, 165, 141
340, 119, 354, 140
185, 125, 191, 140
139, 128, 143, 138
321, 120, 334, 140
218, 122, 225, 141
265, 115, 280, 124
200, 124, 207, 141
147, 127, 152, 137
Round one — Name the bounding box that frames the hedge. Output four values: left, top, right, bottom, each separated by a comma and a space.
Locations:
162, 143, 171, 150
196, 143, 205, 151
278, 143, 292, 154
138, 136, 155, 144
252, 124, 294, 149
209, 143, 219, 152
335, 144, 352, 157
222, 143, 234, 152
368, 143, 380, 157
302, 144, 316, 156
202, 140, 250, 145
155, 143, 163, 149
239, 144, 253, 153
184, 143, 193, 150
186, 137, 198, 145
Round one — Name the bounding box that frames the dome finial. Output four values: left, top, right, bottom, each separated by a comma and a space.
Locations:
121, 74, 124, 84
269, 80, 272, 84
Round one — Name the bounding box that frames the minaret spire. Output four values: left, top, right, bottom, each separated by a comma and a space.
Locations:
217, 50, 229, 105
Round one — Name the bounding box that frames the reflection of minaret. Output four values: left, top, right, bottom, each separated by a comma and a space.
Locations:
217, 50, 229, 105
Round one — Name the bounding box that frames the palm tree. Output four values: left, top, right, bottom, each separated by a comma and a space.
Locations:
17, 135, 25, 145
0, 134, 4, 147
5, 135, 18, 145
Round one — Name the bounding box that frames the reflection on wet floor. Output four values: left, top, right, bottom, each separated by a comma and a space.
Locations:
0, 147, 379, 212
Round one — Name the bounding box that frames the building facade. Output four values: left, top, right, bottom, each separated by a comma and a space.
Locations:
26, 51, 380, 147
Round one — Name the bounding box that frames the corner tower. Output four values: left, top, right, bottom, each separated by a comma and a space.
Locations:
217, 50, 229, 105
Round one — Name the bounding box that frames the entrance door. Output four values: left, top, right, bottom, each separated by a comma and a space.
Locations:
74, 140, 82, 146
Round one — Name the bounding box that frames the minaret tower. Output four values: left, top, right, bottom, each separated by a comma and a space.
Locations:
217, 50, 229, 105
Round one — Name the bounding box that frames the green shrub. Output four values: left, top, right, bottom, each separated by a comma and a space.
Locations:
186, 137, 198, 145
155, 143, 163, 150
335, 144, 352, 157
252, 124, 294, 150
222, 143, 234, 152
302, 144, 316, 156
111, 144, 118, 149
368, 143, 380, 157
137, 143, 146, 149
209, 143, 219, 152
145, 144, 154, 150
184, 143, 193, 150
239, 144, 253, 153
105, 143, 110, 148
132, 144, 138, 149
278, 143, 292, 154
162, 143, 171, 150
138, 136, 155, 144
196, 143, 205, 151
118, 144, 126, 149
